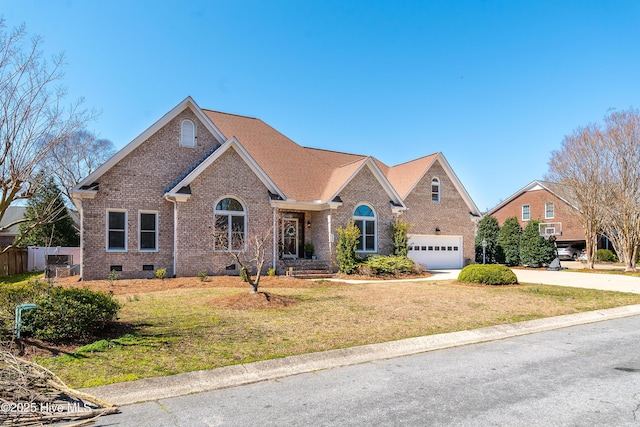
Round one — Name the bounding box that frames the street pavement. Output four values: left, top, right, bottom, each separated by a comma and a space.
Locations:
82, 267, 640, 408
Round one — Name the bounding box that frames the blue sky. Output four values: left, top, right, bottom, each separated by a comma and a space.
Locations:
3, 1, 639, 211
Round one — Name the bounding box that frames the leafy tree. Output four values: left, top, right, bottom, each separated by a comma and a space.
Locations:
519, 220, 556, 267
17, 175, 79, 247
475, 215, 500, 264
392, 218, 411, 257
0, 20, 93, 252
336, 220, 360, 274
498, 217, 522, 266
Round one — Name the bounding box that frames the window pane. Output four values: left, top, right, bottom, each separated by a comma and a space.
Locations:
109, 231, 125, 249
109, 211, 125, 229
181, 120, 194, 146
354, 205, 374, 217
140, 232, 156, 249
216, 198, 244, 211
365, 236, 375, 251
365, 220, 374, 235
231, 215, 244, 233
354, 220, 363, 234
140, 213, 156, 231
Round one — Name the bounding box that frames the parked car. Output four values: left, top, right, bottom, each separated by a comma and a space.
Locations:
556, 244, 582, 260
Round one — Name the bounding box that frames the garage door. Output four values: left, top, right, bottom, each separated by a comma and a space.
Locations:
407, 235, 463, 269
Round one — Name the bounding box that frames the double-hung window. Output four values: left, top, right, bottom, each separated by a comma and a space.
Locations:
545, 202, 554, 219
139, 211, 158, 251
354, 204, 376, 252
431, 178, 440, 202
180, 120, 195, 147
107, 210, 127, 251
522, 204, 530, 221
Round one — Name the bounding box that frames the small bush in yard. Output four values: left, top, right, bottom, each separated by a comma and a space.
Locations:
363, 255, 416, 275
457, 264, 518, 286
198, 270, 209, 281
0, 279, 50, 332
22, 287, 121, 341
155, 268, 167, 280
596, 249, 618, 263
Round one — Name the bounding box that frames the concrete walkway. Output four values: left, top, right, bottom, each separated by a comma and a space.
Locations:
83, 267, 640, 406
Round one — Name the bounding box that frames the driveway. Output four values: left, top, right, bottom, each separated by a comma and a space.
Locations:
512, 268, 640, 294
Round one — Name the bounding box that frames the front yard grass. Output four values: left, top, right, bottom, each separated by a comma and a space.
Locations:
37, 279, 640, 388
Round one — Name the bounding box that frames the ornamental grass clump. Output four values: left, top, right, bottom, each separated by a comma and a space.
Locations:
457, 264, 518, 286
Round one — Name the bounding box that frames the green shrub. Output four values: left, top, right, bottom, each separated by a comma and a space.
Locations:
363, 255, 415, 275
336, 220, 361, 274
498, 217, 522, 266
457, 264, 518, 285
155, 268, 167, 280
267, 268, 276, 276
519, 220, 556, 267
392, 219, 411, 257
596, 249, 618, 263
475, 215, 501, 264
22, 287, 121, 341
0, 279, 50, 333
198, 270, 209, 282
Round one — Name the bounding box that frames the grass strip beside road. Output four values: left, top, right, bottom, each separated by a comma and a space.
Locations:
38, 280, 640, 388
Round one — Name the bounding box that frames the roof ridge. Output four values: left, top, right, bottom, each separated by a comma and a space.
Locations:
202, 108, 259, 121
303, 146, 367, 158
390, 152, 440, 168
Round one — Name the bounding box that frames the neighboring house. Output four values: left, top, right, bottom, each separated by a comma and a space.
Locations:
0, 206, 27, 247
72, 97, 480, 280
487, 180, 589, 248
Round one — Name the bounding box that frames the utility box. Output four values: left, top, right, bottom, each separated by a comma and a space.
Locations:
46, 254, 72, 278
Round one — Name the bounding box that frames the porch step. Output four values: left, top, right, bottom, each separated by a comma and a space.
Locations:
280, 260, 334, 279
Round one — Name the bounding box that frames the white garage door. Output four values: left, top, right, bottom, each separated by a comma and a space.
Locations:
407, 234, 463, 269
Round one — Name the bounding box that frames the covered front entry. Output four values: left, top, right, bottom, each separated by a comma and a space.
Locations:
407, 234, 463, 269
281, 212, 305, 259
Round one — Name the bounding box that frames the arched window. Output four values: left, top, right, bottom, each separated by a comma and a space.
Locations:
180, 120, 195, 147
215, 197, 245, 251
353, 204, 376, 252
431, 178, 440, 202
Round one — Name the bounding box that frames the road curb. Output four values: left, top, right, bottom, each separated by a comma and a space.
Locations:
81, 304, 640, 406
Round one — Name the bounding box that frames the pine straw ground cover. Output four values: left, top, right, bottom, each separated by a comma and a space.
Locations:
24, 274, 640, 389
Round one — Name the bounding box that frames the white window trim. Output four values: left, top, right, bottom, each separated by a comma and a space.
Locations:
353, 203, 377, 253
180, 119, 196, 147
214, 196, 247, 252
106, 209, 128, 252
545, 202, 554, 219
138, 210, 159, 252
431, 178, 441, 203
522, 204, 530, 221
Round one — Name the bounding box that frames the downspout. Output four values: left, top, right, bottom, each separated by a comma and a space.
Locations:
78, 199, 84, 279
167, 197, 178, 277
272, 204, 278, 271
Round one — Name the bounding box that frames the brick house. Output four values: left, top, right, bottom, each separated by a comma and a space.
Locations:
72, 97, 480, 280
487, 180, 586, 244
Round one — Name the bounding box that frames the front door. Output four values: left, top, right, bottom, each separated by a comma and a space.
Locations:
282, 218, 299, 258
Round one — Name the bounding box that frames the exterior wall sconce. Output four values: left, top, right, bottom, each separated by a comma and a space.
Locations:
435, 227, 440, 235
307, 221, 311, 228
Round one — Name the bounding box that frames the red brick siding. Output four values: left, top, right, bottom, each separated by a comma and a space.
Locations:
81, 109, 221, 280
401, 160, 476, 265
491, 189, 584, 241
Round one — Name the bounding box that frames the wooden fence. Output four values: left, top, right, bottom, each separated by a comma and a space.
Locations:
0, 248, 28, 277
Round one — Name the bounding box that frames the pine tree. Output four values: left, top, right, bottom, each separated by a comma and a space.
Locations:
498, 217, 522, 266
475, 215, 500, 263
17, 175, 79, 247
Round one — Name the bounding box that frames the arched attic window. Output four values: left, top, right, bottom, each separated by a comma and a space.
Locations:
214, 197, 246, 251
180, 119, 195, 147
353, 204, 376, 252
431, 178, 441, 202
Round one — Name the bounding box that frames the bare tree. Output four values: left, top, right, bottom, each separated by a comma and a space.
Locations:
42, 129, 115, 202
547, 124, 606, 269
599, 109, 640, 271
0, 20, 93, 249
548, 108, 640, 271
213, 220, 274, 294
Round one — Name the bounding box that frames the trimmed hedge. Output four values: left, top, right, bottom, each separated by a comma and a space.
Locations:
22, 287, 121, 341
457, 264, 518, 286
362, 255, 415, 275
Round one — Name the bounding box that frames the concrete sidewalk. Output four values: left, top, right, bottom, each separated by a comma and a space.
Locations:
81, 267, 640, 406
